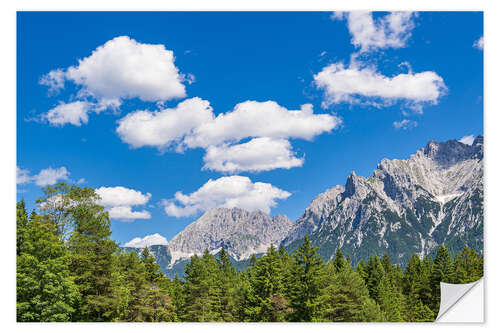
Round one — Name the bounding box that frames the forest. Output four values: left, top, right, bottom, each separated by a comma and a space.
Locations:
16, 182, 483, 322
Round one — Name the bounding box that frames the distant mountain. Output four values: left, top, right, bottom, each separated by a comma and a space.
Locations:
122, 136, 483, 276
122, 244, 173, 276
123, 207, 293, 278
283, 136, 483, 265
168, 207, 293, 263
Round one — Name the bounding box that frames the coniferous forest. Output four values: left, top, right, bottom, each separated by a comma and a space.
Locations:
16, 183, 483, 322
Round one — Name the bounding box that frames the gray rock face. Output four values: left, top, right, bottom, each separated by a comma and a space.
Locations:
122, 136, 483, 275
283, 136, 483, 265
168, 207, 294, 263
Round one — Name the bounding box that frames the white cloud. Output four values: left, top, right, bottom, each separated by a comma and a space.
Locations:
202, 137, 304, 173
393, 119, 418, 130
459, 135, 475, 145
43, 101, 93, 127
314, 62, 446, 108
17, 167, 31, 185
96, 186, 152, 207
117, 99, 339, 172
42, 36, 187, 104
474, 36, 484, 50
116, 97, 213, 150
107, 206, 151, 221
95, 186, 152, 221
333, 11, 416, 52
77, 178, 85, 184
39, 68, 66, 94
162, 176, 291, 217
185, 101, 341, 148
33, 167, 70, 186
124, 233, 169, 248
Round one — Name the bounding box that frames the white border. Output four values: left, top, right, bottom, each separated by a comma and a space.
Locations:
2, 1, 499, 332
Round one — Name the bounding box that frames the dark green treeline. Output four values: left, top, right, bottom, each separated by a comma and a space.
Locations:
16, 183, 483, 322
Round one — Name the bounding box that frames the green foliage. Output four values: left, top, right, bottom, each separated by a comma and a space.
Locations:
16, 200, 29, 256
141, 247, 164, 283
16, 184, 484, 322
17, 214, 79, 321
315, 267, 385, 322
289, 234, 323, 321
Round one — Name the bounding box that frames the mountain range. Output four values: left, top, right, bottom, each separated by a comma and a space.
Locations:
123, 136, 484, 278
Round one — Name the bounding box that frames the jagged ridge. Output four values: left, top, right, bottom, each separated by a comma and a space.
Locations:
283, 136, 483, 265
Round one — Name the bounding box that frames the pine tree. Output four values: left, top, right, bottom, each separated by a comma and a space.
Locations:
381, 254, 392, 273
16, 200, 29, 256
114, 250, 148, 321
141, 247, 163, 283
170, 274, 185, 321
64, 184, 119, 321
315, 268, 384, 321
332, 248, 347, 273
289, 235, 323, 321
139, 285, 176, 322
365, 255, 385, 301
405, 290, 435, 322
245, 244, 291, 321
453, 247, 483, 283
183, 251, 221, 321
356, 259, 368, 283
216, 247, 237, 321
430, 246, 454, 313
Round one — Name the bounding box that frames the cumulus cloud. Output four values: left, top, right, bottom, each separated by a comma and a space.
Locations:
459, 135, 475, 146
43, 101, 93, 126
393, 119, 418, 130
117, 99, 339, 172
33, 167, 70, 186
116, 97, 214, 150
162, 176, 291, 217
202, 137, 304, 173
96, 186, 152, 207
332, 11, 416, 52
95, 186, 152, 221
124, 233, 169, 248
474, 36, 484, 50
41, 36, 187, 104
107, 206, 151, 221
17, 166, 31, 185
39, 68, 66, 94
185, 101, 340, 148
314, 62, 446, 108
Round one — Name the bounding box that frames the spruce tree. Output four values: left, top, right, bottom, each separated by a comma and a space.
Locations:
64, 184, 119, 321
430, 246, 454, 313
332, 248, 347, 273
315, 268, 384, 321
16, 200, 29, 256
289, 235, 323, 321
141, 247, 163, 283
216, 247, 237, 321
453, 247, 483, 283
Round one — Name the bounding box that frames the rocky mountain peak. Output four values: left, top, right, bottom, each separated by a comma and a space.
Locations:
344, 171, 358, 197
473, 135, 483, 147
283, 136, 483, 264
167, 206, 294, 263
422, 137, 483, 168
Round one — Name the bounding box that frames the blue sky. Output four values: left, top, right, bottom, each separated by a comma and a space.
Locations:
17, 11, 483, 247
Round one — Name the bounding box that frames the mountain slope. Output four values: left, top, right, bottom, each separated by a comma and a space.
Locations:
122, 136, 483, 275
168, 207, 293, 263
283, 136, 483, 265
